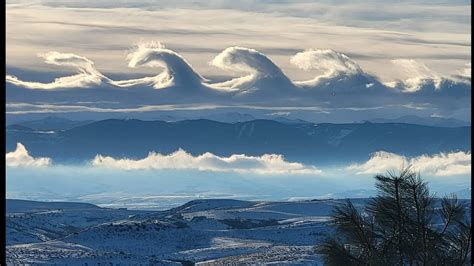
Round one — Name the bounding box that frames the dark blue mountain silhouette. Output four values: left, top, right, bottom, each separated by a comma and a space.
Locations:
6, 119, 470, 164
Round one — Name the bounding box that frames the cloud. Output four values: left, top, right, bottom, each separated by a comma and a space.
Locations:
389, 59, 442, 92
211, 47, 287, 78
455, 62, 471, 81
288, 49, 386, 96
209, 46, 294, 94
8, 101, 429, 115
5, 44, 471, 118
6, 143, 52, 167
347, 150, 471, 177
91, 149, 322, 175
6, 1, 470, 84
6, 52, 106, 90
290, 49, 363, 85
5, 143, 469, 179
113, 41, 205, 90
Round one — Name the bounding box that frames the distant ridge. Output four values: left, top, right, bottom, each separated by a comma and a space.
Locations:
367, 115, 470, 127
12, 116, 95, 131
6, 199, 100, 213
6, 119, 470, 164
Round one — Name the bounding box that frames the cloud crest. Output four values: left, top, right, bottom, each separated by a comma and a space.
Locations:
6, 143, 52, 167
455, 63, 471, 81
91, 149, 322, 175
347, 151, 471, 177
389, 59, 442, 92
210, 46, 293, 94
113, 41, 205, 90
5, 43, 471, 114
291, 49, 363, 84
6, 52, 106, 89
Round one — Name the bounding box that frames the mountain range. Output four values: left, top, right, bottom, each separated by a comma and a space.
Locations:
367, 115, 470, 127
6, 118, 470, 164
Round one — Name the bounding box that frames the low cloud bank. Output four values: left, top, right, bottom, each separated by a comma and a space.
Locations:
6, 143, 470, 178
347, 151, 471, 177
6, 143, 52, 167
91, 149, 322, 175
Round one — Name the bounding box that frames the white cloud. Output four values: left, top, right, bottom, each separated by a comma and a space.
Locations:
347, 150, 471, 177
6, 52, 105, 89
8, 101, 431, 115
116, 41, 205, 89
91, 149, 322, 175
267, 111, 290, 116
5, 143, 469, 179
390, 59, 442, 92
291, 49, 362, 75
411, 152, 471, 177
5, 44, 470, 99
457, 62, 471, 79
290, 49, 368, 87
6, 2, 470, 83
211, 47, 285, 78
210, 46, 291, 91
6, 143, 52, 167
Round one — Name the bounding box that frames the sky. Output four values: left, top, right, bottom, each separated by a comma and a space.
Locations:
5, 0, 472, 122
6, 0, 471, 81
5, 1, 471, 206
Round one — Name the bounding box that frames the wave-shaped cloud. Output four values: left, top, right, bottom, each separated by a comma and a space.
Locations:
209, 46, 294, 95
5, 43, 471, 114
460, 63, 471, 78
6, 52, 106, 90
347, 150, 471, 177
7, 44, 470, 95
453, 62, 471, 83
388, 59, 442, 92
112, 41, 206, 91
6, 143, 52, 167
91, 149, 322, 175
290, 49, 365, 86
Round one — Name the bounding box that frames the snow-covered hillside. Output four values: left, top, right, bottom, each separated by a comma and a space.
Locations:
9, 197, 463, 265
6, 198, 359, 264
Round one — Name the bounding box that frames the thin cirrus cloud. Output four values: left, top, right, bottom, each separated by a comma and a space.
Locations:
91, 149, 323, 175
347, 150, 471, 177
6, 143, 52, 167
